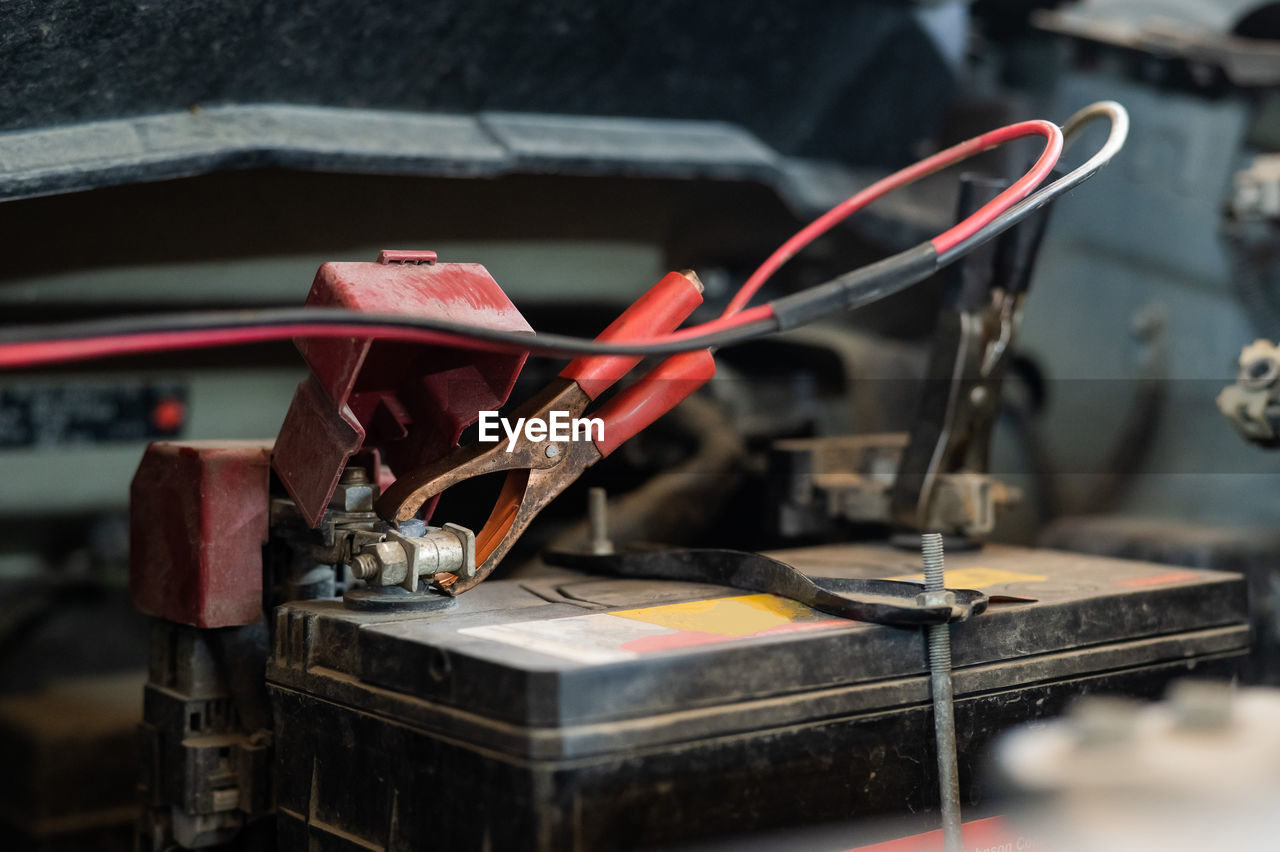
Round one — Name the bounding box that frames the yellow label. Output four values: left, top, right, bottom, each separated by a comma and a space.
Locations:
610, 594, 817, 637
887, 567, 1045, 588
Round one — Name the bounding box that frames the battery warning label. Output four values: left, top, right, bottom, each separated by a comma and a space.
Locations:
885, 567, 1046, 588
458, 594, 849, 664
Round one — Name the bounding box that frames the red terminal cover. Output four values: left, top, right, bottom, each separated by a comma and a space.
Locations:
129, 441, 272, 628
273, 258, 534, 527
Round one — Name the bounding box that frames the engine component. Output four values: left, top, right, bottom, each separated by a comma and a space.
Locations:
771, 173, 1050, 541
773, 434, 1018, 539
347, 522, 475, 592
1218, 339, 1280, 445
129, 252, 544, 847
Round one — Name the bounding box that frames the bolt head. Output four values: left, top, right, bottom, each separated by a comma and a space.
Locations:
916, 590, 956, 609
396, 518, 428, 537
545, 444, 560, 458
369, 541, 409, 585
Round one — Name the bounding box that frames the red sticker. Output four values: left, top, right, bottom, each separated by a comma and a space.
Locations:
850, 816, 1028, 851
1117, 571, 1200, 588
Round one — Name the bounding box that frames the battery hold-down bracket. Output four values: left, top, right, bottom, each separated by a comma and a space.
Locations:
544, 546, 989, 628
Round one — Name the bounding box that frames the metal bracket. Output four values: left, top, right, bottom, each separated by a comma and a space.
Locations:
544, 546, 987, 628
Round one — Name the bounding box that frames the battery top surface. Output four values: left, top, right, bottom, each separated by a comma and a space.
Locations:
271, 543, 1247, 740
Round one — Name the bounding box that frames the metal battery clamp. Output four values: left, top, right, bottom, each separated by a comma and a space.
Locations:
369, 270, 716, 596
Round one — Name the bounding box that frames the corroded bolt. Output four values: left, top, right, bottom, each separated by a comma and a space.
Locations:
349, 552, 379, 580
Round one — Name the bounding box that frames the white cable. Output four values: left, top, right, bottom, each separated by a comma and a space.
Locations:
938, 100, 1129, 263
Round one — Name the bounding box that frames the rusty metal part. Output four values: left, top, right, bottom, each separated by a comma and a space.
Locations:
379, 423, 603, 595
375, 379, 603, 595
344, 523, 476, 592
396, 523, 475, 591
379, 378, 589, 520
774, 433, 1016, 537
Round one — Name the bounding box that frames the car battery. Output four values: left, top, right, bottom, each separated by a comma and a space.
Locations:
266, 542, 1248, 851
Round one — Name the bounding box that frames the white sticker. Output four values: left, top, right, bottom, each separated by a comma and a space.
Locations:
459, 614, 665, 663
457, 593, 848, 664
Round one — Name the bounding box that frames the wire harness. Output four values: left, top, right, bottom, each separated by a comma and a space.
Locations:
0, 102, 1128, 369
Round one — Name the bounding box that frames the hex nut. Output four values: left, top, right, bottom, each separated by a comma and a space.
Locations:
330, 481, 376, 512
916, 590, 956, 609
370, 540, 409, 585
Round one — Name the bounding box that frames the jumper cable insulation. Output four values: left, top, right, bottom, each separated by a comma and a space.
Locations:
0, 113, 1100, 369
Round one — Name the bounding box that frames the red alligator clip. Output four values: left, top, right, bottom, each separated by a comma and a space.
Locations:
377, 270, 716, 594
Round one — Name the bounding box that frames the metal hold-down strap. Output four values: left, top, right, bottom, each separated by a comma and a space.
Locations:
544, 547, 987, 627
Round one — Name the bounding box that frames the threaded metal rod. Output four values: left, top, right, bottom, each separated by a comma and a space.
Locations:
923, 533, 945, 591
588, 487, 614, 555
349, 552, 379, 580
921, 532, 962, 852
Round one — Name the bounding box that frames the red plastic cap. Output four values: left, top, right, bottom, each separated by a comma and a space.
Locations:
276, 260, 533, 527
560, 271, 704, 400
130, 441, 272, 628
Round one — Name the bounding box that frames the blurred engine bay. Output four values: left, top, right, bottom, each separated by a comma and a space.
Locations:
6, 2, 1280, 851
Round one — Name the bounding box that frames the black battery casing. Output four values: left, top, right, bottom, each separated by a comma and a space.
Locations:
267, 543, 1249, 850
